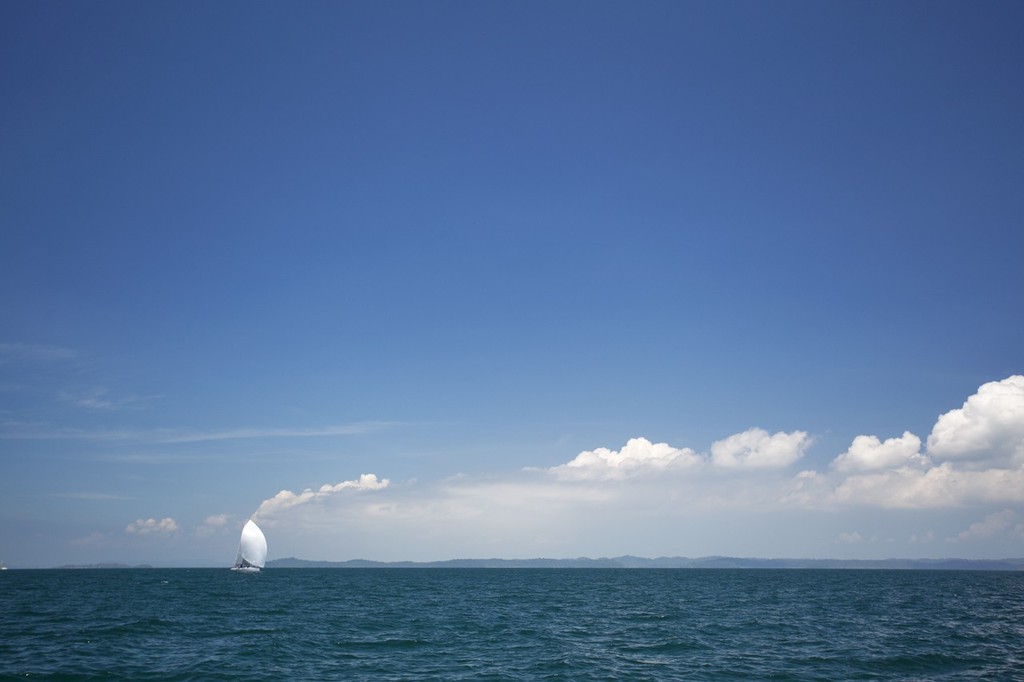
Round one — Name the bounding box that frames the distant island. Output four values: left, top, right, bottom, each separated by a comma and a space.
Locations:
266, 556, 1024, 571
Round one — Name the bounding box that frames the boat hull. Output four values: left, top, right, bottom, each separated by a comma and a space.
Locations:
230, 566, 260, 573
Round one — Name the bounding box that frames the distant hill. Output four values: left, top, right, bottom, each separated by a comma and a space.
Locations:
266, 556, 1024, 570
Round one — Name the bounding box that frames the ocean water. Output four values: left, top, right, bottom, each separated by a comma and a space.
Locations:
2, 568, 1022, 680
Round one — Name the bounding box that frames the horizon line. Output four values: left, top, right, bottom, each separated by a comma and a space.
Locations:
22, 554, 1024, 571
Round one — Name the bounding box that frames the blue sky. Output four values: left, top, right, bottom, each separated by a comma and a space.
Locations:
2, 1, 1022, 567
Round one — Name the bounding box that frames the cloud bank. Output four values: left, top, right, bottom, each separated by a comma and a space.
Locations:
952, 509, 1023, 543
241, 376, 1024, 560
539, 376, 1021, 511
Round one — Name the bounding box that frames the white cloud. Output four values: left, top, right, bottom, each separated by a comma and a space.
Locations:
780, 470, 830, 507
546, 430, 811, 482
202, 513, 230, 527
255, 473, 389, 519
269, 473, 630, 561
196, 514, 231, 537
827, 376, 1024, 509
125, 517, 180, 535
710, 428, 811, 469
549, 437, 702, 480
833, 431, 926, 472
927, 375, 1024, 467
833, 463, 1024, 509
838, 531, 863, 544
951, 509, 1024, 543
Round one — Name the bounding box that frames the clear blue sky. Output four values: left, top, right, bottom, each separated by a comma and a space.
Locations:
2, 1, 1022, 567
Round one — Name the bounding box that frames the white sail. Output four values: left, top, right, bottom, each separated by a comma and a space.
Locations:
231, 519, 267, 572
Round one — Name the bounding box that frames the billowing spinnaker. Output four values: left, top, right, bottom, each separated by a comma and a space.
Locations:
235, 519, 268, 569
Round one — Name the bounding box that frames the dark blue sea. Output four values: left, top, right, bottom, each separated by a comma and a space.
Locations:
2, 568, 1022, 680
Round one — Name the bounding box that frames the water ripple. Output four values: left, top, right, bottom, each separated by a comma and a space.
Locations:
1, 568, 1022, 680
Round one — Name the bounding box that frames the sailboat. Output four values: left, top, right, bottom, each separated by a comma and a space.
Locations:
231, 519, 267, 573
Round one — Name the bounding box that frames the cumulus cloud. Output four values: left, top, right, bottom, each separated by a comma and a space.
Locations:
549, 430, 811, 481
828, 376, 1024, 509
710, 428, 811, 469
202, 513, 230, 527
255, 473, 389, 519
196, 514, 231, 537
833, 432, 926, 472
550, 437, 702, 480
780, 470, 830, 507
927, 375, 1024, 467
125, 517, 180, 534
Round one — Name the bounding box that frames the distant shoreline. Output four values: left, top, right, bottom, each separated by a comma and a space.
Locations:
51, 563, 155, 570
266, 556, 1024, 571
23, 556, 1023, 570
